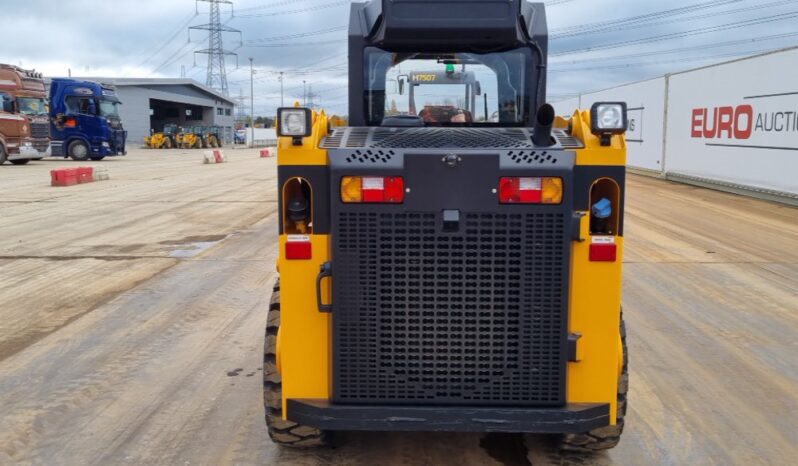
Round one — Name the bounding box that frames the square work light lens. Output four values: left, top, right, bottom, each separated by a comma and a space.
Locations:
595, 104, 624, 130
279, 109, 309, 136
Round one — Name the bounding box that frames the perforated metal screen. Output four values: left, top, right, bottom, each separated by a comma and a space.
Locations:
333, 211, 568, 406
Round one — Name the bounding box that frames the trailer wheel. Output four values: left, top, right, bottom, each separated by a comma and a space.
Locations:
10, 159, 30, 165
68, 141, 90, 161
558, 313, 628, 452
264, 279, 331, 448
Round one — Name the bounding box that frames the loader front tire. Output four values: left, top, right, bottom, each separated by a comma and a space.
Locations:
264, 279, 330, 448
558, 314, 628, 452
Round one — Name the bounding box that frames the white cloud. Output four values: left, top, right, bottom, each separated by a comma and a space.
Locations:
1, 0, 797, 116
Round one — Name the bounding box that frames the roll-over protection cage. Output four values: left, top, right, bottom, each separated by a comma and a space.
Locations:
347, 0, 549, 127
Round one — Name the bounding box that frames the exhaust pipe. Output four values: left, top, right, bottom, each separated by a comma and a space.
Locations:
532, 103, 555, 147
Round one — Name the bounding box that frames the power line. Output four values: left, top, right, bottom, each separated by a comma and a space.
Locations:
552, 0, 798, 39
236, 0, 329, 13
551, 0, 743, 36
246, 25, 348, 44
550, 47, 784, 73
127, 13, 199, 75
149, 38, 205, 76
552, 10, 798, 56
245, 39, 347, 48
236, 0, 349, 18
550, 31, 798, 66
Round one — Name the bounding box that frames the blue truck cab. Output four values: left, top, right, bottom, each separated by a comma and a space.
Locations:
49, 78, 127, 160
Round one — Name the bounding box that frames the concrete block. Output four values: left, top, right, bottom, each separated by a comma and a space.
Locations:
93, 166, 110, 181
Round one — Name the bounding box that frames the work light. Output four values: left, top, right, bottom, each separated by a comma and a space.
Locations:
590, 102, 627, 145
277, 107, 312, 140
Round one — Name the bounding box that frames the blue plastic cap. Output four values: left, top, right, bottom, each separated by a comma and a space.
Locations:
592, 198, 612, 219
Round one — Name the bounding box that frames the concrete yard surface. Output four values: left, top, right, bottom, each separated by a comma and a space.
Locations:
0, 149, 796, 465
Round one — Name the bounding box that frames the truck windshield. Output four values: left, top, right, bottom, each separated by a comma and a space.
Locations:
99, 100, 121, 118
17, 97, 48, 116
364, 47, 533, 126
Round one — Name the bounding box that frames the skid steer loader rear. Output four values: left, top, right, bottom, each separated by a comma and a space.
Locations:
265, 0, 629, 452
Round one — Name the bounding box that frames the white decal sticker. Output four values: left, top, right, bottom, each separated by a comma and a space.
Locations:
591, 236, 616, 244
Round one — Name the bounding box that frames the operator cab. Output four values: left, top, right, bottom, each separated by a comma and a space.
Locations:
349, 0, 548, 129
377, 53, 529, 127
392, 65, 484, 124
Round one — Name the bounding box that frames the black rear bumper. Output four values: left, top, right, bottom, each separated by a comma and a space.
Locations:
287, 399, 609, 433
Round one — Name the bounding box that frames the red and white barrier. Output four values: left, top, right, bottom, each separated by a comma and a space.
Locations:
260, 148, 273, 158
51, 166, 108, 187
204, 149, 227, 164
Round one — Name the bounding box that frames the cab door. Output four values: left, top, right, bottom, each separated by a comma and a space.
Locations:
65, 96, 101, 145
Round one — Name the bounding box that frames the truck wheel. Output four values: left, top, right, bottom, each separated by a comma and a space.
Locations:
10, 159, 30, 165
68, 141, 90, 161
0, 145, 7, 165
558, 313, 628, 452
264, 279, 330, 447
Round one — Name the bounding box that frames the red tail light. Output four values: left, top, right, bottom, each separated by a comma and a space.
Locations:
341, 176, 405, 203
499, 177, 563, 204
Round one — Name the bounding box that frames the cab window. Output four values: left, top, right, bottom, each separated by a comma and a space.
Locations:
66, 96, 95, 115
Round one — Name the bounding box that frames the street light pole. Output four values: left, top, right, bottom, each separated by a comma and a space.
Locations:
303, 80, 307, 106
249, 57, 254, 148
279, 71, 284, 107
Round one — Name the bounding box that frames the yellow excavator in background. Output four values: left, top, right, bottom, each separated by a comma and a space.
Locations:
181, 126, 204, 149
144, 124, 181, 149
204, 126, 223, 148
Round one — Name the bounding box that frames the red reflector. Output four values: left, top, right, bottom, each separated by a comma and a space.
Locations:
359, 176, 405, 203
589, 243, 617, 262
285, 235, 312, 260
499, 177, 542, 204
383, 177, 405, 203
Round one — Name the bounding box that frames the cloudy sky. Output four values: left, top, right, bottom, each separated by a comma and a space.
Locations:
2, 0, 797, 116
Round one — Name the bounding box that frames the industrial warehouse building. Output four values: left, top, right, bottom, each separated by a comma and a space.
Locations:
94, 78, 236, 146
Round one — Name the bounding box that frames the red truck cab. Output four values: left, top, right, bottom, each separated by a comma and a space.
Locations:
0, 64, 51, 165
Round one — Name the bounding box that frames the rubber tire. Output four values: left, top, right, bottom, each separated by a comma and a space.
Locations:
264, 279, 330, 447
0, 145, 7, 165
558, 313, 628, 452
10, 159, 30, 165
68, 140, 90, 161
90, 156, 106, 161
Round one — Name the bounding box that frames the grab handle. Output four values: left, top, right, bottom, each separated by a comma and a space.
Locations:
316, 261, 333, 313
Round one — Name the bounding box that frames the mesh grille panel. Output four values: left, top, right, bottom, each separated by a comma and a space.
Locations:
334, 211, 567, 405
373, 128, 531, 149
30, 122, 49, 139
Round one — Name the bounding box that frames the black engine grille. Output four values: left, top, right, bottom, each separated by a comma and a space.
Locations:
333, 211, 568, 406
30, 122, 49, 139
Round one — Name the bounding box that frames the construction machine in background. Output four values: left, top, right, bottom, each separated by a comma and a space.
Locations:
266, 0, 629, 452
181, 126, 205, 149
204, 126, 223, 148
145, 124, 181, 149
